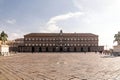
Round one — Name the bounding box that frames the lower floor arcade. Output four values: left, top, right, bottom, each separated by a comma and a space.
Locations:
15, 46, 104, 52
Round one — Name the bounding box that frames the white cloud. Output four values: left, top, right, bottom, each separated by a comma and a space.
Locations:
6, 19, 16, 24
47, 12, 83, 24
72, 0, 120, 49
8, 32, 23, 40
45, 12, 83, 32
0, 23, 6, 29
73, 0, 115, 13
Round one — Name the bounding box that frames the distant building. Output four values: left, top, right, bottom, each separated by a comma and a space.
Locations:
8, 38, 24, 52
17, 30, 104, 52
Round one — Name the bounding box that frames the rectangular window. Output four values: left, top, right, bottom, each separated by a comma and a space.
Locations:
74, 38, 76, 40
67, 44, 69, 46
71, 44, 73, 46
32, 38, 34, 40
29, 44, 31, 46
43, 44, 45, 46
25, 44, 27, 46
74, 44, 76, 46
25, 38, 27, 40
32, 44, 35, 46
36, 38, 38, 40
36, 44, 38, 46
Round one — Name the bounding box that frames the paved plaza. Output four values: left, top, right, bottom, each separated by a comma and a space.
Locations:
0, 52, 120, 80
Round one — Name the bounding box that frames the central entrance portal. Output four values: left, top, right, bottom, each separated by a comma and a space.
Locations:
60, 47, 63, 52
32, 47, 34, 52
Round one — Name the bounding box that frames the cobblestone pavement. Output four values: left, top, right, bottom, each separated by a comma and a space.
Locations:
0, 52, 120, 80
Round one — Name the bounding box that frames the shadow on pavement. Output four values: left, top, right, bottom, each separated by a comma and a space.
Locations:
101, 55, 115, 58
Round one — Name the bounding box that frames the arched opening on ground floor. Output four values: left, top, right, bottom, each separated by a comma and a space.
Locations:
74, 47, 76, 52
88, 47, 91, 52
60, 47, 63, 52
32, 47, 35, 53
81, 47, 84, 52
39, 47, 41, 52
46, 47, 48, 52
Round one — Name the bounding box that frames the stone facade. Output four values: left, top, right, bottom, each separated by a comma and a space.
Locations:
17, 31, 104, 52
8, 38, 24, 52
0, 45, 9, 56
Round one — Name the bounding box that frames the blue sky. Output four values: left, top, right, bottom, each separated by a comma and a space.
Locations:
1, 0, 120, 49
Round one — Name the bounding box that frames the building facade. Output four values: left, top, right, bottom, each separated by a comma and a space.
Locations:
18, 30, 104, 52
8, 38, 24, 52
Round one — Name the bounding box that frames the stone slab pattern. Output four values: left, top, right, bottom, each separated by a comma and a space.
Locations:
0, 53, 120, 80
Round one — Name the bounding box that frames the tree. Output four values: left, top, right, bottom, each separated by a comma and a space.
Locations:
0, 31, 8, 45
114, 31, 120, 45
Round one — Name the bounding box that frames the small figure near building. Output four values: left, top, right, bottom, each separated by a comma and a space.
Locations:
113, 31, 120, 56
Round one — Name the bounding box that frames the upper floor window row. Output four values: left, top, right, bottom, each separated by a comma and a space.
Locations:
25, 38, 98, 41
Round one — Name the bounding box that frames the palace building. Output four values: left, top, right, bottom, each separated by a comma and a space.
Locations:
17, 30, 104, 52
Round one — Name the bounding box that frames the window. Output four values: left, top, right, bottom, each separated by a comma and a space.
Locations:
25, 38, 27, 40
49, 44, 52, 46
95, 44, 98, 46
74, 44, 76, 46
91, 38, 94, 40
29, 44, 31, 46
36, 44, 38, 46
25, 44, 27, 46
32, 38, 34, 40
71, 44, 73, 46
74, 38, 76, 41
67, 44, 69, 46
60, 44, 62, 46
32, 44, 35, 46
92, 44, 94, 46
36, 38, 38, 40
64, 44, 66, 46
29, 38, 31, 40
39, 44, 41, 46
46, 38, 48, 41
88, 44, 90, 46
95, 38, 98, 40
81, 44, 83, 46
43, 44, 45, 46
